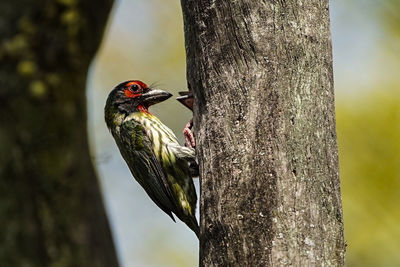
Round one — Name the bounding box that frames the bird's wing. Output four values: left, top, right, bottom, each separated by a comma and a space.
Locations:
167, 143, 199, 178
167, 143, 196, 161
118, 120, 178, 221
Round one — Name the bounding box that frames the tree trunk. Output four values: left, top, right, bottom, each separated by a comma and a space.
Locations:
180, 0, 345, 266
0, 1, 119, 266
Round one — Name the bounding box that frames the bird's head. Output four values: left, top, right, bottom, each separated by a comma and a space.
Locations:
106, 80, 173, 114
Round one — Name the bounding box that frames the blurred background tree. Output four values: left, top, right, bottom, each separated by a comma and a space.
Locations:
0, 0, 118, 266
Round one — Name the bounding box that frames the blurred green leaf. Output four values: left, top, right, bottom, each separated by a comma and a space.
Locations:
337, 88, 400, 266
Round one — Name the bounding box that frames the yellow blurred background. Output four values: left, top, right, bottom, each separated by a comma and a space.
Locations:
87, 0, 400, 266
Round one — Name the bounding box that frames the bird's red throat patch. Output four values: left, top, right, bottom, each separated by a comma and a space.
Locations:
138, 105, 150, 114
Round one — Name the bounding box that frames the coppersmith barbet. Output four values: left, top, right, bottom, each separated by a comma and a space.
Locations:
104, 80, 199, 237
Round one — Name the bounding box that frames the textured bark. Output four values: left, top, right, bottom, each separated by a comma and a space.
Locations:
180, 0, 345, 266
0, 1, 119, 266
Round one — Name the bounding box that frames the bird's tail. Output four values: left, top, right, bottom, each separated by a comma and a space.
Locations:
184, 215, 200, 238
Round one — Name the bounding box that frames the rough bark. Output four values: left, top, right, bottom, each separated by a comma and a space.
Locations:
180, 0, 345, 266
0, 1, 119, 266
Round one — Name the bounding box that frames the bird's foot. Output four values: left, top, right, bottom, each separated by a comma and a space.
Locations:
189, 160, 199, 178
183, 119, 195, 149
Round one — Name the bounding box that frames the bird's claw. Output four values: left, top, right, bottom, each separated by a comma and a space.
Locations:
183, 119, 195, 149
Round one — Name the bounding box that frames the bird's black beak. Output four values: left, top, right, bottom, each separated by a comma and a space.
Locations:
141, 88, 173, 106
176, 92, 194, 111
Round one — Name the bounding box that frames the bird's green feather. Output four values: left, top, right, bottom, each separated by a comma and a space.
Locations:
106, 109, 199, 236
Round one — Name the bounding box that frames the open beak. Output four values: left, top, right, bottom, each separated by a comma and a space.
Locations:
176, 92, 194, 111
141, 89, 173, 106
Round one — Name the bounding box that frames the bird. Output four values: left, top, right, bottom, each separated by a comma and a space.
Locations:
176, 87, 195, 149
176, 88, 199, 177
104, 80, 199, 237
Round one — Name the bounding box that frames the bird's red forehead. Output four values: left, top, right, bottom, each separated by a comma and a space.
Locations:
125, 80, 148, 88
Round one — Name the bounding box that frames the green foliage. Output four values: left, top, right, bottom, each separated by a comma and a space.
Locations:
379, 0, 400, 38
337, 89, 400, 266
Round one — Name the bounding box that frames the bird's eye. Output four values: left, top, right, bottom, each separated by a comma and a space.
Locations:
130, 84, 140, 92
